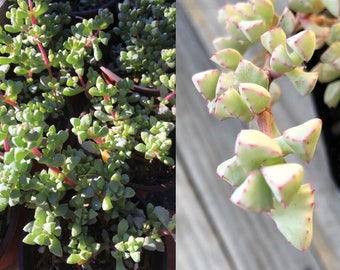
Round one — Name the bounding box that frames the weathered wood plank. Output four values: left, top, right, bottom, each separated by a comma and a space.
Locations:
177, 159, 235, 270
178, 0, 340, 269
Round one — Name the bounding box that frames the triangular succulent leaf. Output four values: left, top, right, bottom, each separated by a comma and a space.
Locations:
321, 0, 340, 17
282, 118, 322, 162
261, 163, 304, 206
234, 2, 253, 19
252, 0, 275, 26
235, 129, 282, 171
239, 82, 271, 113
215, 87, 254, 121
261, 28, 287, 54
230, 170, 273, 212
235, 60, 269, 88
217, 5, 236, 25
238, 20, 267, 43
192, 70, 220, 101
278, 7, 297, 36
270, 44, 297, 73
287, 30, 316, 62
217, 156, 247, 186
300, 19, 329, 49
226, 19, 250, 42
270, 184, 314, 251
213, 37, 250, 54
215, 72, 236, 97
286, 67, 318, 96
210, 49, 243, 71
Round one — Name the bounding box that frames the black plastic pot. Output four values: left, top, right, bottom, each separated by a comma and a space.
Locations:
0, 206, 29, 270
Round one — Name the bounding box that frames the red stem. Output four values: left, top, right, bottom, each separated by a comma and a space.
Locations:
2, 97, 17, 107
28, 0, 36, 25
78, 74, 92, 98
3, 139, 9, 152
85, 30, 99, 48
111, 110, 116, 119
49, 167, 76, 188
31, 147, 77, 188
1, 94, 17, 107
36, 42, 50, 68
78, 74, 86, 88
28, 0, 52, 78
31, 147, 42, 158
164, 91, 176, 101
254, 108, 276, 138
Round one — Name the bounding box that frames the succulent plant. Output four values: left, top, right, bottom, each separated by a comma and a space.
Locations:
0, 0, 175, 268
110, 0, 176, 89
191, 0, 333, 251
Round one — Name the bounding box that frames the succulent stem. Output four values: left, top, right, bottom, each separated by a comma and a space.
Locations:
31, 147, 76, 188
253, 107, 280, 138
3, 138, 9, 152
28, 0, 53, 79
85, 30, 99, 48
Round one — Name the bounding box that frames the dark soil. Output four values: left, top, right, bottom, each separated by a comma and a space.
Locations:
126, 149, 176, 211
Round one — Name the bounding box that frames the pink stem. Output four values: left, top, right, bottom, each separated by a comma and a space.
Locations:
3, 139, 9, 152
31, 147, 77, 188
2, 98, 17, 107
28, 0, 36, 25
111, 110, 116, 119
28, 0, 52, 78
36, 42, 50, 68
164, 91, 176, 101
31, 147, 42, 158
78, 74, 92, 98
85, 30, 99, 48
49, 167, 76, 188
78, 74, 86, 88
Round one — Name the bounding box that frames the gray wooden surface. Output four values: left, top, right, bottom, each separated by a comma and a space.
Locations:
177, 0, 340, 269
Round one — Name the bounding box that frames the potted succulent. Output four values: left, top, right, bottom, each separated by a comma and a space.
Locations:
104, 0, 176, 211
109, 0, 176, 90
192, 0, 340, 251
0, 0, 175, 269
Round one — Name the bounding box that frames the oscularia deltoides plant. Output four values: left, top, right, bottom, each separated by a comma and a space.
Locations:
191, 0, 340, 251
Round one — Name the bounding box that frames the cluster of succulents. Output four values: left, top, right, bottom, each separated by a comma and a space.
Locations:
191, 0, 340, 250
293, 3, 340, 107
0, 0, 175, 268
111, 0, 176, 89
